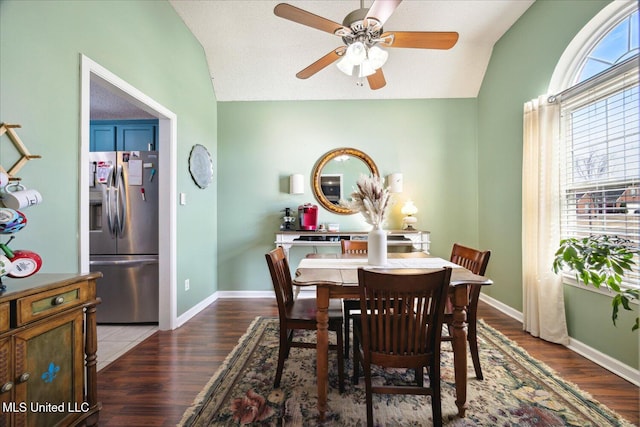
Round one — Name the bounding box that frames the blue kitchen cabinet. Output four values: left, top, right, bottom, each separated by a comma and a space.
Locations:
90, 120, 158, 151
90, 124, 117, 151
117, 123, 157, 151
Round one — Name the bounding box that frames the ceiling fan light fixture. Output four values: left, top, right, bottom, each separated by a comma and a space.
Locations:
336, 41, 367, 76
358, 60, 376, 78
346, 41, 367, 65
367, 45, 388, 69
336, 56, 356, 76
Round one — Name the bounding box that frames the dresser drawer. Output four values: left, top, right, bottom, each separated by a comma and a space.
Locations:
15, 282, 90, 326
0, 303, 8, 333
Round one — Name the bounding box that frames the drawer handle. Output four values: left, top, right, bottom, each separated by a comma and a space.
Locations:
17, 372, 30, 383
53, 296, 65, 305
1, 382, 13, 393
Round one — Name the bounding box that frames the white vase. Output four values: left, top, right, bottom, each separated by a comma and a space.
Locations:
368, 226, 387, 266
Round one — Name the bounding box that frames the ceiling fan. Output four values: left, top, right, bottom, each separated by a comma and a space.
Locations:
274, 0, 459, 90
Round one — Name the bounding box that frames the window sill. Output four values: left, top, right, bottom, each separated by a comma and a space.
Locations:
563, 277, 639, 306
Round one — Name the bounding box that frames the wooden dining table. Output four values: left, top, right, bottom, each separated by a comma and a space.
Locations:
292, 251, 493, 421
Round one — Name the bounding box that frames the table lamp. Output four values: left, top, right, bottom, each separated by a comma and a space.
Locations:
401, 200, 418, 230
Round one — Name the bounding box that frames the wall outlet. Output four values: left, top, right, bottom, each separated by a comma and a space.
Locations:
185, 279, 190, 291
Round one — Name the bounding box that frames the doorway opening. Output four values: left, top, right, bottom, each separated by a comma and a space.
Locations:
80, 55, 177, 330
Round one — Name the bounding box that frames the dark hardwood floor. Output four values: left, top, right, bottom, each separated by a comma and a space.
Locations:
97, 298, 639, 426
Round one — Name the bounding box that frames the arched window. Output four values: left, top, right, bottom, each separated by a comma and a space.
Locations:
554, 3, 639, 290
575, 9, 638, 83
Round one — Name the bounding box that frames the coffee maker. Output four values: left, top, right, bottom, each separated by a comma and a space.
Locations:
280, 207, 296, 230
298, 203, 318, 230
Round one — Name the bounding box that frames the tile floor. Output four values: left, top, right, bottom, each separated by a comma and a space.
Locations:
97, 324, 158, 371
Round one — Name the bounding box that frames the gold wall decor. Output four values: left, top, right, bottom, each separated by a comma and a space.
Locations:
0, 123, 42, 180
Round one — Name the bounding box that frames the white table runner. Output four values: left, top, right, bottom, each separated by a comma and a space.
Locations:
297, 257, 461, 270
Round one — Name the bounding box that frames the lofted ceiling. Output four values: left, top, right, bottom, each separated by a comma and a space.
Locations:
90, 80, 156, 120
169, 0, 534, 102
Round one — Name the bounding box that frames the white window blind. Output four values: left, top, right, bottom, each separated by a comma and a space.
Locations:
559, 60, 640, 289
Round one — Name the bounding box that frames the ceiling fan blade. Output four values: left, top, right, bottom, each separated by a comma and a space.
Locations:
365, 0, 403, 27
296, 47, 345, 79
367, 68, 386, 90
382, 31, 459, 49
274, 3, 350, 36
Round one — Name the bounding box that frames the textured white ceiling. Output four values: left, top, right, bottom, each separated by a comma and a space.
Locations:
90, 81, 156, 120
169, 0, 534, 101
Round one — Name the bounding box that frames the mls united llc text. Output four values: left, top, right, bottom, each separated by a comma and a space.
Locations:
2, 401, 90, 413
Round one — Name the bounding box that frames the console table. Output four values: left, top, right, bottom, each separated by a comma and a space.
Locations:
275, 230, 430, 259
0, 273, 102, 427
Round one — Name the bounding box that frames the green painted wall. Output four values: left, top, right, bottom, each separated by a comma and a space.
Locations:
477, 0, 638, 367
217, 99, 479, 291
2, 0, 635, 369
0, 0, 218, 316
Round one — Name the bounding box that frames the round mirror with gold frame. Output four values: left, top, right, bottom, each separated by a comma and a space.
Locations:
312, 147, 379, 215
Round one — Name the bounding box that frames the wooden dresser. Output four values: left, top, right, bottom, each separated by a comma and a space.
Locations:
0, 273, 102, 427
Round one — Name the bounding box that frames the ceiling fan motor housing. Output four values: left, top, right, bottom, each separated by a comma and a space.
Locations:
338, 8, 383, 47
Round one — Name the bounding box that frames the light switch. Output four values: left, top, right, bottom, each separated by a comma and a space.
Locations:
180, 192, 187, 205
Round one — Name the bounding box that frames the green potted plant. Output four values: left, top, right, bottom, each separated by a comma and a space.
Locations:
553, 235, 639, 331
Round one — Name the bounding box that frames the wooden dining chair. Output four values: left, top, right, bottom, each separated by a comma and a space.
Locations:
340, 239, 368, 359
265, 247, 345, 392
443, 243, 491, 380
352, 267, 452, 427
341, 239, 368, 254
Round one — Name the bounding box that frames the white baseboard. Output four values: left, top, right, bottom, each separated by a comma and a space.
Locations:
215, 291, 275, 299
566, 338, 640, 386
175, 292, 219, 328
479, 294, 523, 322
175, 291, 275, 328
479, 294, 640, 387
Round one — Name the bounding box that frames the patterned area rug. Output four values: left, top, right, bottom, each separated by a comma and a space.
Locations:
180, 317, 634, 426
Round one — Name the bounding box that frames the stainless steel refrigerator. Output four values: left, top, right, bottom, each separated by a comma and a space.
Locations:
89, 151, 159, 323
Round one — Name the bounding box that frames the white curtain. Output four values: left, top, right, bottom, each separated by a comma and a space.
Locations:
522, 95, 569, 345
